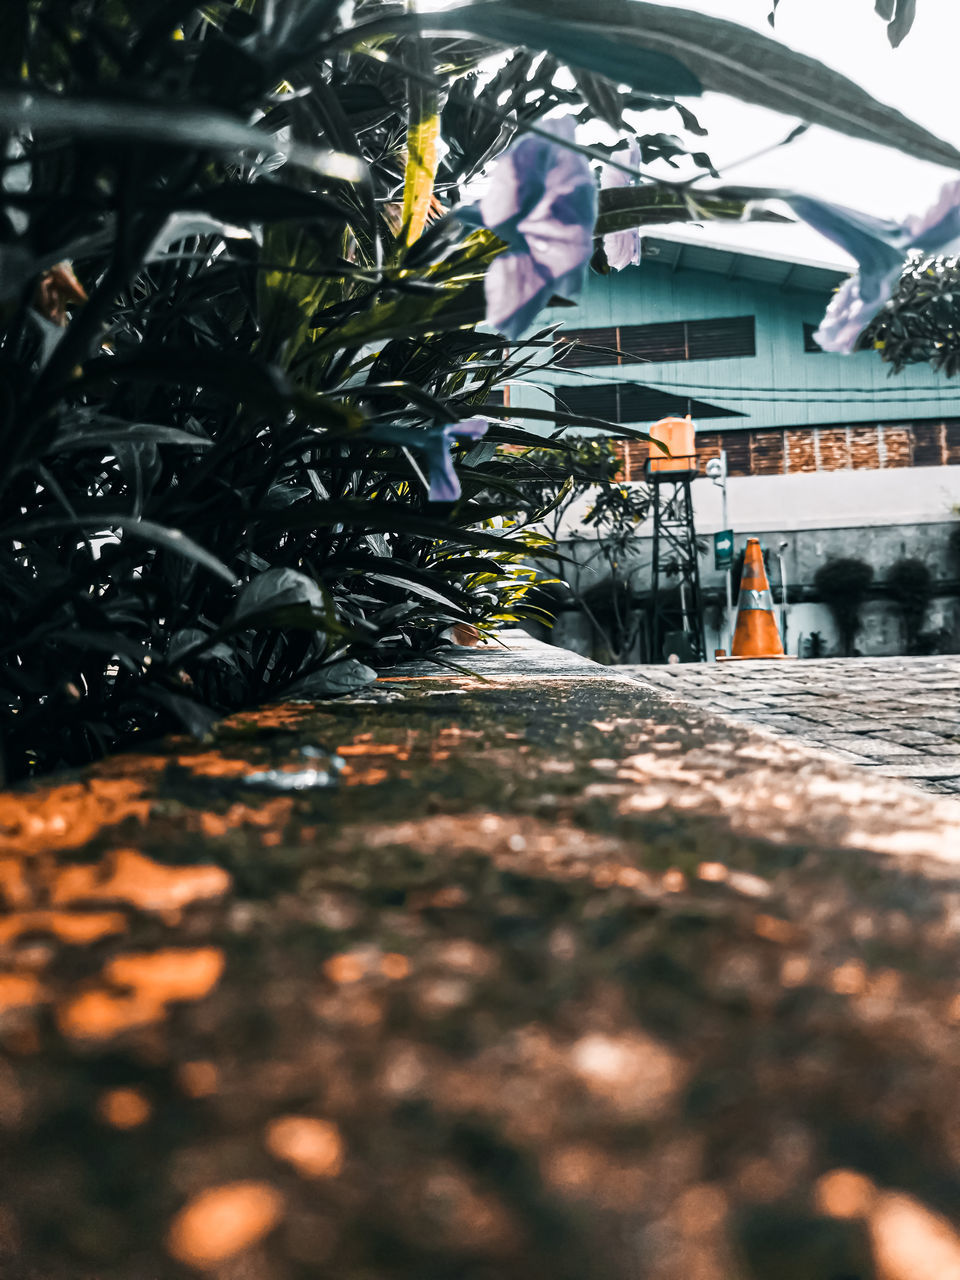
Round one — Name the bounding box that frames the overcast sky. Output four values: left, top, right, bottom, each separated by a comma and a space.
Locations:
642, 0, 960, 265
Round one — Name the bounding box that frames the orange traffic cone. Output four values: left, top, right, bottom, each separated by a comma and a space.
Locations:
719, 538, 793, 661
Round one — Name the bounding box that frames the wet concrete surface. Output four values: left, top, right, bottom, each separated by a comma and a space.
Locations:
1, 636, 960, 1279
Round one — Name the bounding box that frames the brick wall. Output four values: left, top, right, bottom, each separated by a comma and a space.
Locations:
614, 420, 960, 480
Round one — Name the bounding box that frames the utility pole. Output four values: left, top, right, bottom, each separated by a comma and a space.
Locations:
777, 540, 790, 654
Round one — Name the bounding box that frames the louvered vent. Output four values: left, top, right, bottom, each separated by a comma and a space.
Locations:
554, 383, 743, 424
619, 321, 687, 363
554, 316, 755, 367
684, 315, 755, 360
553, 327, 620, 368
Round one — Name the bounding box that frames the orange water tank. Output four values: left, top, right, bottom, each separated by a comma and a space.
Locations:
646, 414, 696, 475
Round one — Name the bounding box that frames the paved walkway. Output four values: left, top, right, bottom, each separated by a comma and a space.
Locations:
623, 655, 960, 795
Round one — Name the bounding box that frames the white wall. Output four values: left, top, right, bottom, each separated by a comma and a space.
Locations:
692, 466, 960, 534
556, 466, 960, 541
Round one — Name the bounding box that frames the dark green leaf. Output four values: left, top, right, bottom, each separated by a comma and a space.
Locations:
48, 421, 213, 455
595, 185, 788, 236
424, 5, 702, 96
281, 659, 377, 698
232, 568, 324, 626
427, 2, 960, 169
79, 349, 293, 414
3, 516, 237, 586
139, 687, 220, 739
260, 499, 521, 554
0, 90, 366, 180
168, 181, 350, 224
888, 0, 916, 46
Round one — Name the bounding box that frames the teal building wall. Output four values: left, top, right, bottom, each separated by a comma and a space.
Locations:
513, 248, 960, 433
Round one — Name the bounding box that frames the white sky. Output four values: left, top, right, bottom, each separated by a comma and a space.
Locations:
639, 0, 960, 264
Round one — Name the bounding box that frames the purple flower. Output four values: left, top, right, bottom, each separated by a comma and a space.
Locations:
601, 142, 643, 271
458, 119, 597, 341
426, 418, 489, 501
783, 180, 960, 352
368, 418, 489, 502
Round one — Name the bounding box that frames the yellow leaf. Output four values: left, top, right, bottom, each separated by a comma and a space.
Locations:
401, 40, 440, 246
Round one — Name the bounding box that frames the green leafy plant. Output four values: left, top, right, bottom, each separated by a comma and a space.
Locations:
860, 256, 960, 375
500, 437, 655, 663
886, 556, 933, 653
814, 557, 875, 656
0, 0, 584, 779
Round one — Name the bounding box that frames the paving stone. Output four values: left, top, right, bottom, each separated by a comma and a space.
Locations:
812, 737, 925, 759
879, 730, 953, 746
621, 653, 960, 796
822, 719, 892, 733
864, 761, 960, 779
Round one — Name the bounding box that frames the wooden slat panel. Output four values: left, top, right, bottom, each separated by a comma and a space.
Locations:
817, 426, 850, 470
624, 441, 650, 481
785, 429, 817, 473
721, 432, 751, 476
912, 421, 944, 467
610, 440, 626, 481
881, 425, 913, 468
695, 432, 722, 476
849, 425, 880, 471
750, 430, 784, 476
944, 420, 960, 464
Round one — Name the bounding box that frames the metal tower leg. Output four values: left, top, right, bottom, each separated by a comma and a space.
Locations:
648, 476, 706, 663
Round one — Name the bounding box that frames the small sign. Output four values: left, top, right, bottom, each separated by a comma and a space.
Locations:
714, 529, 734, 571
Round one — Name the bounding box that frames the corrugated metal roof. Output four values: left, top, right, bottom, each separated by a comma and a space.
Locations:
639, 235, 846, 295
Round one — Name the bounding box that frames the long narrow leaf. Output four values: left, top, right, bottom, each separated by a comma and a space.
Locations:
3, 516, 236, 586
595, 186, 787, 236
425, 2, 960, 170
259, 499, 523, 553
402, 40, 442, 244
48, 422, 213, 454
0, 91, 366, 180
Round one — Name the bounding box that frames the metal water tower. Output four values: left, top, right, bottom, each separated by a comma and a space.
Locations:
646, 415, 706, 663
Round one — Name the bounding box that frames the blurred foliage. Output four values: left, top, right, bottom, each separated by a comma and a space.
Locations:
814, 557, 874, 657
886, 556, 933, 654
861, 256, 960, 376
506, 437, 656, 663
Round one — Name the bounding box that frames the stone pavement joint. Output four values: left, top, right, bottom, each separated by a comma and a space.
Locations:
622, 654, 960, 794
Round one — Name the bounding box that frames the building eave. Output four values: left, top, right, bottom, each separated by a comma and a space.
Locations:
639, 234, 848, 295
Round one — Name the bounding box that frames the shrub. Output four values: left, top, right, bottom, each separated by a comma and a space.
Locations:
814, 557, 874, 656
0, 0, 582, 779
886, 557, 934, 653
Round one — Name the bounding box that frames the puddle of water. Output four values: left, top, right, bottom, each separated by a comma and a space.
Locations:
243, 748, 345, 792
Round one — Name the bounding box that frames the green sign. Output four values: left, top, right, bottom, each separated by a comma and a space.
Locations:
714, 529, 734, 571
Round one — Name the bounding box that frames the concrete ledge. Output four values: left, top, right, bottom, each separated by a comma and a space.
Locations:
2, 634, 960, 1279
